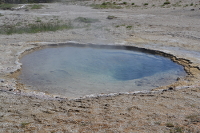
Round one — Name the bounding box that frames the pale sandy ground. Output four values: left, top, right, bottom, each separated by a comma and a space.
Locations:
0, 0, 200, 132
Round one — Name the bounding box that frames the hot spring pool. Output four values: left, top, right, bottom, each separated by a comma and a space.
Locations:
18, 44, 186, 98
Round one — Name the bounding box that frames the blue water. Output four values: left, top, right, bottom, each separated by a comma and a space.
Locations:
19, 45, 186, 98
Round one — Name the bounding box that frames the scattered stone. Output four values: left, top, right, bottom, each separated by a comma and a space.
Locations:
168, 87, 174, 90
176, 77, 180, 81
104, 104, 110, 107
75, 99, 82, 102
162, 89, 168, 92
8, 88, 13, 91
0, 79, 4, 83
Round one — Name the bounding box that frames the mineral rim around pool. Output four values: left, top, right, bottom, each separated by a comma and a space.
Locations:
18, 44, 186, 98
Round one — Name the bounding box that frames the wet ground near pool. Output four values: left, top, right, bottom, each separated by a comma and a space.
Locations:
18, 45, 186, 98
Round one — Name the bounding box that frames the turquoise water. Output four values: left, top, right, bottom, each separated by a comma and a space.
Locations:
19, 45, 186, 98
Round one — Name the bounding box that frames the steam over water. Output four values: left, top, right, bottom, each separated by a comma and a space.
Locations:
19, 45, 186, 98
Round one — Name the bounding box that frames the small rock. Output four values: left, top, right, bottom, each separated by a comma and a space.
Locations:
0, 79, 4, 83
176, 77, 180, 81
162, 89, 168, 92
168, 87, 174, 90
104, 104, 110, 107
9, 88, 13, 91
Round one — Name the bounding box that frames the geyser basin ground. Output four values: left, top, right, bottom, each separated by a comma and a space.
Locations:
18, 44, 186, 98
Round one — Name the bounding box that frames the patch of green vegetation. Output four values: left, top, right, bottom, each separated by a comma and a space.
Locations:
132, 5, 140, 7
115, 24, 125, 28
170, 126, 184, 133
172, 2, 182, 7
163, 1, 171, 5
131, 3, 135, 5
0, 3, 16, 10
107, 15, 117, 19
75, 17, 99, 23
0, 13, 3, 16
35, 17, 42, 22
28, 4, 44, 9
126, 25, 132, 29
190, 3, 194, 6
143, 3, 148, 6
115, 24, 133, 30
91, 2, 121, 9
0, 20, 72, 35
21, 122, 30, 128
122, 2, 127, 5
166, 123, 174, 127
1, 0, 55, 4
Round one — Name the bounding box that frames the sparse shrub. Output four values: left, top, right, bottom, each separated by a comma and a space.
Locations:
122, 2, 127, 5
102, 2, 111, 6
0, 3, 16, 10
143, 3, 148, 6
75, 17, 99, 23
190, 3, 193, 6
126, 25, 132, 29
163, 1, 171, 5
131, 3, 135, 5
107, 15, 117, 19
166, 123, 174, 127
0, 13, 3, 16
91, 2, 121, 9
21, 122, 30, 128
0, 20, 72, 35
115, 24, 127, 28
29, 4, 44, 9
0, 0, 55, 4
35, 17, 42, 22
170, 126, 184, 133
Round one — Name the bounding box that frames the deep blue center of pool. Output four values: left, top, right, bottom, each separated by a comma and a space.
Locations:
19, 45, 186, 98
